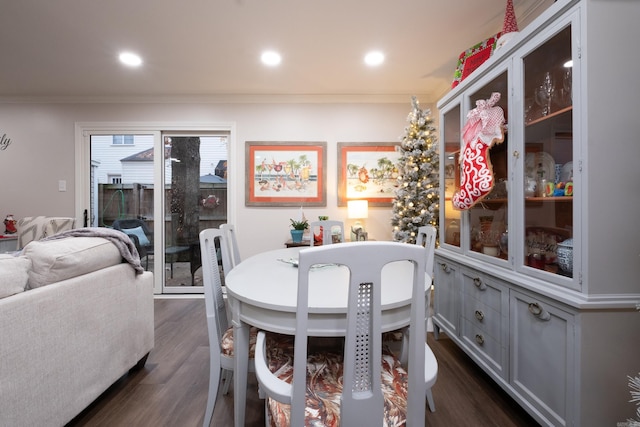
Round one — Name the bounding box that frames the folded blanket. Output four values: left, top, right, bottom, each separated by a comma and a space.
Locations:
40, 227, 144, 274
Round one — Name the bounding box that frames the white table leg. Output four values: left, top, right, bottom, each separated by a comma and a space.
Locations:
231, 301, 249, 427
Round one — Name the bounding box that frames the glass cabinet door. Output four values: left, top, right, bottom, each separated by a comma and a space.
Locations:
442, 104, 461, 248
522, 24, 573, 278
467, 71, 509, 259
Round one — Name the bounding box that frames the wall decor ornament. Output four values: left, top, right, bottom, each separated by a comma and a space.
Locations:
245, 141, 326, 207
0, 133, 12, 151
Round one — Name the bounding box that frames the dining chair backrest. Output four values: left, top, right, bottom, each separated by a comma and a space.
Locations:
309, 220, 344, 246
199, 228, 229, 426
291, 241, 427, 426
405, 225, 440, 410
219, 224, 241, 276
416, 225, 437, 276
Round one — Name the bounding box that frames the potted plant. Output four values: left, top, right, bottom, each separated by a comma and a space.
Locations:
289, 218, 309, 243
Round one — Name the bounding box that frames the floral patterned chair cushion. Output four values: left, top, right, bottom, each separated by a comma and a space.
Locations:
221, 326, 259, 358
221, 327, 294, 360
264, 335, 408, 427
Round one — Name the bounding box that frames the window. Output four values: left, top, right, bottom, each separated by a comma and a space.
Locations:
112, 135, 134, 145
108, 175, 122, 184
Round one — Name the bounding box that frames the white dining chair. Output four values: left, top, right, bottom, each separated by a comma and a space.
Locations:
309, 220, 344, 246
219, 223, 241, 277
416, 225, 437, 278
254, 241, 434, 426
416, 225, 438, 411
394, 225, 439, 411
415, 224, 438, 333
199, 228, 258, 427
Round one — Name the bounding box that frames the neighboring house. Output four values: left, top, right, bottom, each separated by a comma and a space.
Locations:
91, 135, 227, 185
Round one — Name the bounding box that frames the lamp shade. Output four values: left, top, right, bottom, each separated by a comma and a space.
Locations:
347, 200, 369, 219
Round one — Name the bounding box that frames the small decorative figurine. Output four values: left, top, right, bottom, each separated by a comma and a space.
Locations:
4, 214, 17, 234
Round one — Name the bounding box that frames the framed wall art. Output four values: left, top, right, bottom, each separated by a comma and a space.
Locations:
337, 142, 400, 207
245, 141, 327, 207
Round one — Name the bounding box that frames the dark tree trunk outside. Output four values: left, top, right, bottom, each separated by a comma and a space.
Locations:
170, 137, 201, 248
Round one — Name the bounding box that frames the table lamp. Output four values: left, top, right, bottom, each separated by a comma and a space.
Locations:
347, 200, 368, 241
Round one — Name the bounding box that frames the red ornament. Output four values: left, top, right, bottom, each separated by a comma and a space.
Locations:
4, 214, 17, 234
503, 0, 519, 34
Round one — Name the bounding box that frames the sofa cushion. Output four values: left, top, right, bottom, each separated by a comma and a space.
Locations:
23, 237, 122, 289
16, 216, 76, 250
0, 255, 31, 298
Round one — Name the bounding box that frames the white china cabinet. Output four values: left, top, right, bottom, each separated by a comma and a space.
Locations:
434, 1, 640, 426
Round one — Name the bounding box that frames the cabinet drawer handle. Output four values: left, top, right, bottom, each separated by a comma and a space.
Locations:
473, 277, 487, 291
440, 263, 451, 273
475, 334, 484, 345
528, 302, 551, 321
475, 310, 484, 321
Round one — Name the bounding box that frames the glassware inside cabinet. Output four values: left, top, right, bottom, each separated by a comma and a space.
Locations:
522, 24, 573, 277
467, 71, 509, 259
442, 104, 461, 247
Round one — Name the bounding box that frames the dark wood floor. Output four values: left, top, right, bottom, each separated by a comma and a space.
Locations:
68, 298, 539, 427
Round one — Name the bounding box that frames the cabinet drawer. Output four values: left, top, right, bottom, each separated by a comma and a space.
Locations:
461, 273, 506, 312
460, 318, 507, 378
510, 290, 575, 426
462, 297, 503, 342
433, 258, 461, 337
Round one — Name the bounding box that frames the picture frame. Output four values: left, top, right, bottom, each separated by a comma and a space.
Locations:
337, 142, 401, 207
245, 141, 327, 207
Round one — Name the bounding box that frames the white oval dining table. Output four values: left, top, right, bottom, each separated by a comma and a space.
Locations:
224, 246, 429, 427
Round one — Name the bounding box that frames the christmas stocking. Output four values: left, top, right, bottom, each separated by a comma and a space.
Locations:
452, 92, 505, 210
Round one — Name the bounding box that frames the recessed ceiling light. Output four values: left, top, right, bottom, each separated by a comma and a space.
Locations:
261, 51, 282, 66
119, 51, 143, 67
364, 51, 385, 67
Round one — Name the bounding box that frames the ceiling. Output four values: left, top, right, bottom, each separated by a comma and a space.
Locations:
0, 0, 553, 103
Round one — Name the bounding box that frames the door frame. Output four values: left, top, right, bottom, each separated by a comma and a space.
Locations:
75, 121, 237, 294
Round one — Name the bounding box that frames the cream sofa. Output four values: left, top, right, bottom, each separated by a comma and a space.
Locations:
0, 233, 154, 427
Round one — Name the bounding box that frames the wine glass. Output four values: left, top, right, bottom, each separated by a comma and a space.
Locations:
500, 229, 509, 256
559, 67, 572, 107
535, 71, 555, 116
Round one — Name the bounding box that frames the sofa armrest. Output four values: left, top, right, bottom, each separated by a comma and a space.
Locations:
0, 264, 154, 427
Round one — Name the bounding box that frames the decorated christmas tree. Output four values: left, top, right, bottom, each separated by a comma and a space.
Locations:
391, 96, 439, 243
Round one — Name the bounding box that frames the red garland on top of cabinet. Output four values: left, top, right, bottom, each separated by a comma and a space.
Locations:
451, 0, 520, 88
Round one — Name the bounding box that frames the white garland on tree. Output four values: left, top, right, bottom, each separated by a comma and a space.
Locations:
391, 96, 439, 244
628, 372, 640, 426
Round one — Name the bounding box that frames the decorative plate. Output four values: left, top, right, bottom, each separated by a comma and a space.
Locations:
560, 161, 573, 183
525, 152, 555, 183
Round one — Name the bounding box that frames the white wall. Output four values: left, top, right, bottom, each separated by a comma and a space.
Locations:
0, 100, 436, 258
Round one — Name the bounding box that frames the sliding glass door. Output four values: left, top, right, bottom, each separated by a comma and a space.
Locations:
77, 123, 231, 294
161, 133, 229, 293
